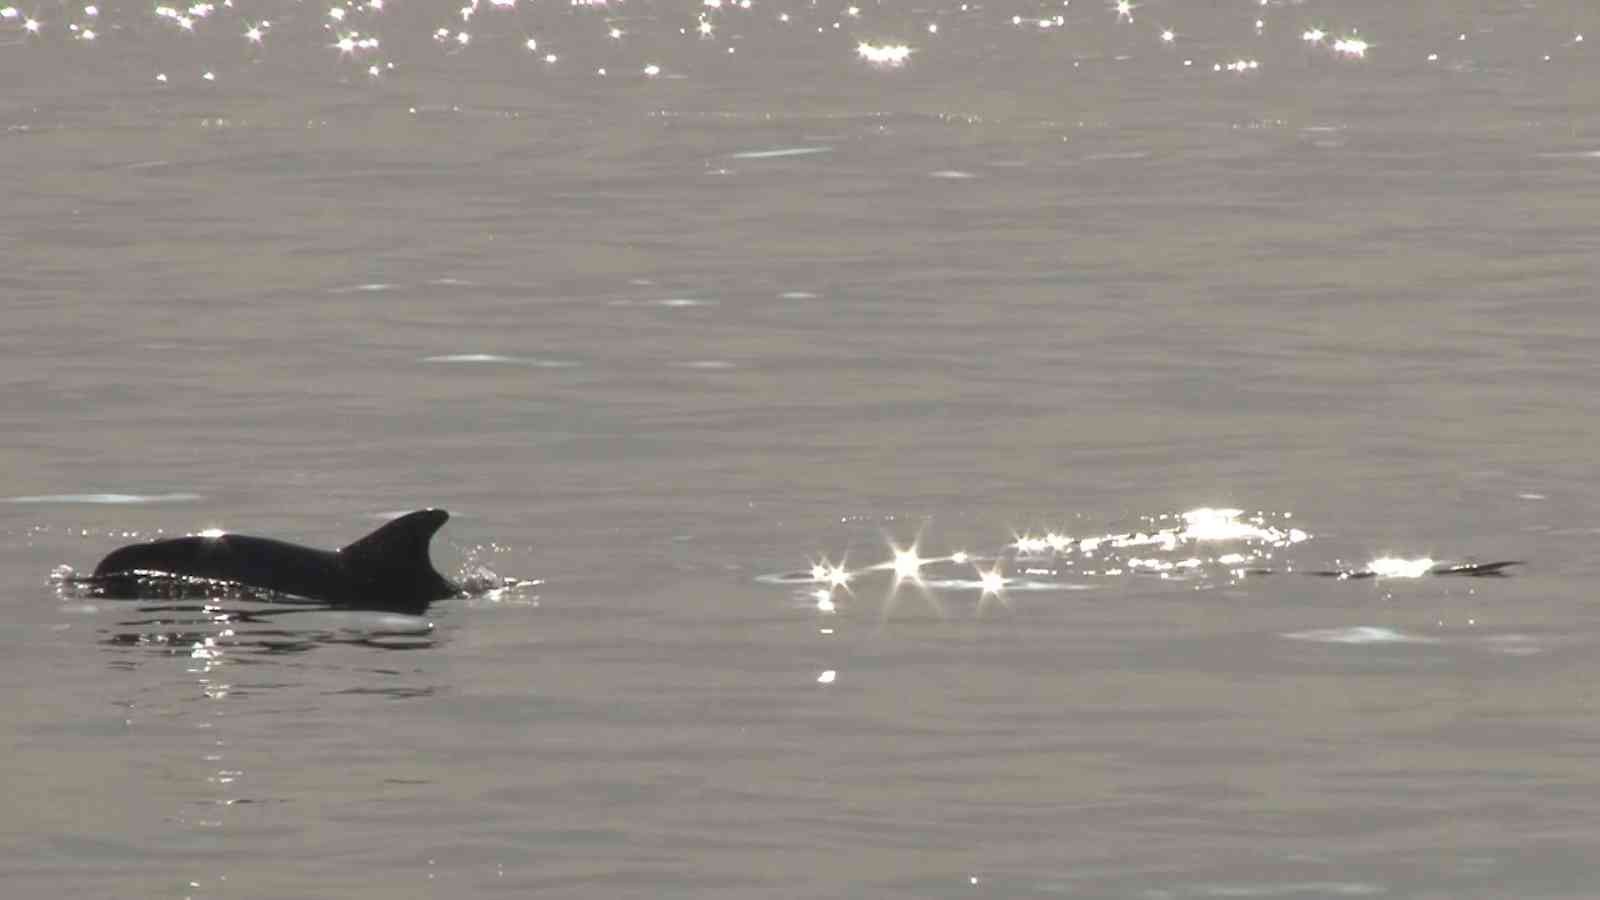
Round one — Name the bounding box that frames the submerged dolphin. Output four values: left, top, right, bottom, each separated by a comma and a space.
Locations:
1302, 560, 1522, 579
92, 509, 460, 615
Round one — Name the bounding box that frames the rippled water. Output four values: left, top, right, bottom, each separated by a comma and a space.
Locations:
5, 0, 1600, 897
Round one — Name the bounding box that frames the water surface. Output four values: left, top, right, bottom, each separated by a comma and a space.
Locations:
5, 0, 1600, 896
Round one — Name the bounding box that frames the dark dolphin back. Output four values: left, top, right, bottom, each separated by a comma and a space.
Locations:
338, 509, 458, 613
93, 534, 346, 600
92, 509, 458, 615
95, 536, 213, 579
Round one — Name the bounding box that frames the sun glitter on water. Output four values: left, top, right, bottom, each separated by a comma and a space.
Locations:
761, 507, 1516, 622
856, 41, 912, 66
0, 0, 1414, 88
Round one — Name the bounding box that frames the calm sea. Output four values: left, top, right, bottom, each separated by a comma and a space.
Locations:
5, 0, 1600, 896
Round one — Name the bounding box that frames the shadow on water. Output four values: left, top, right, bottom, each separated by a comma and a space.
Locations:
59, 574, 441, 657
97, 601, 439, 656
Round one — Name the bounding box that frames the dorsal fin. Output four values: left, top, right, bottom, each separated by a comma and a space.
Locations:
340, 509, 451, 578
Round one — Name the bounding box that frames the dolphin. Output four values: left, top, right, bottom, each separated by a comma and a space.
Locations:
91, 509, 460, 615
1301, 560, 1522, 579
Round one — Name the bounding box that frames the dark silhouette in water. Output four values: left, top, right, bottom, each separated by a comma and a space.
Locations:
1302, 560, 1522, 579
92, 509, 459, 615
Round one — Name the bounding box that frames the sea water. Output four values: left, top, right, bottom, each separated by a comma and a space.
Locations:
5, 1, 1600, 896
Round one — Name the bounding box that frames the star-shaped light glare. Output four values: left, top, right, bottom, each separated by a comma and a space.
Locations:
891, 545, 924, 582
977, 566, 1006, 596
809, 557, 853, 588
1012, 534, 1048, 554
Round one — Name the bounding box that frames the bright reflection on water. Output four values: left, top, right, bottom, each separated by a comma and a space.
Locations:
1366, 555, 1437, 579
0, 0, 1427, 87
856, 41, 912, 66
760, 507, 1515, 620
5, 493, 204, 505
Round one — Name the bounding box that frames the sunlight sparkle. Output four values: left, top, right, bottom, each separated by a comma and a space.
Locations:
856, 41, 912, 66
891, 545, 925, 582
1367, 557, 1434, 579
978, 566, 1006, 596
1333, 37, 1368, 58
